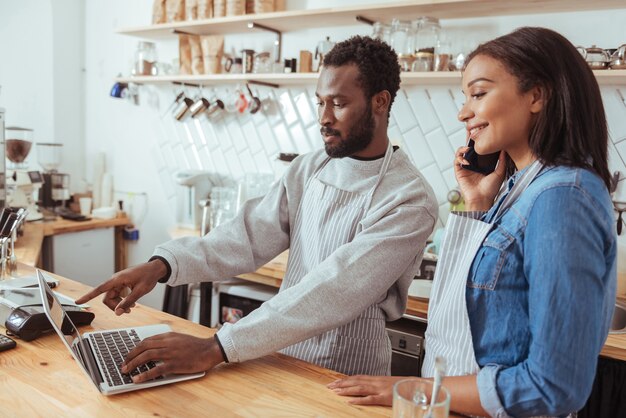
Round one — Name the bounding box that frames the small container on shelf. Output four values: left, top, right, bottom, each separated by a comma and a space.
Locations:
253, 0, 275, 13
371, 22, 391, 45
133, 41, 158, 76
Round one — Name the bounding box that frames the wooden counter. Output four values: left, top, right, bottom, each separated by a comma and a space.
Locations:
0, 264, 390, 417
14, 215, 131, 271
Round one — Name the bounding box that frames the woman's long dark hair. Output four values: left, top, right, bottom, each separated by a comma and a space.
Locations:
464, 27, 611, 189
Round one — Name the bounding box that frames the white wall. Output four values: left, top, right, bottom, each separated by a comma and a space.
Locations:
2, 1, 626, 309
0, 0, 54, 171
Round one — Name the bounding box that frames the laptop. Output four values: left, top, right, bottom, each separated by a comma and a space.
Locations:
37, 270, 205, 395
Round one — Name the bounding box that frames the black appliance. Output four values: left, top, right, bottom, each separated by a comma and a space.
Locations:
386, 316, 427, 376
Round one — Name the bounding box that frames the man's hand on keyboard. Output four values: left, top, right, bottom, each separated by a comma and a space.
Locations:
120, 332, 224, 382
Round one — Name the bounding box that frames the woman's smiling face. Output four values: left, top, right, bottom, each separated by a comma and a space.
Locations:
458, 54, 544, 169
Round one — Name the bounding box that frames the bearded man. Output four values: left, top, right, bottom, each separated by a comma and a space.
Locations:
77, 36, 437, 380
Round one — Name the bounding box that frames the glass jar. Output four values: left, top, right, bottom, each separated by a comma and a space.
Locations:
390, 19, 414, 56
414, 16, 441, 54
133, 41, 157, 76
371, 22, 391, 45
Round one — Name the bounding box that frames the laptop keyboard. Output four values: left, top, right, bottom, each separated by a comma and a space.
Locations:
89, 329, 160, 387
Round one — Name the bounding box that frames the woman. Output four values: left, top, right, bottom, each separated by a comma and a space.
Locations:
328, 27, 616, 417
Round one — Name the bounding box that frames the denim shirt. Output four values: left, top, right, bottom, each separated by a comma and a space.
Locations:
468, 165, 617, 417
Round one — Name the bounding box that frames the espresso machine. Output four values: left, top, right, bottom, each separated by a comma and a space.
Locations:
4, 127, 44, 221
174, 170, 213, 230
37, 142, 70, 210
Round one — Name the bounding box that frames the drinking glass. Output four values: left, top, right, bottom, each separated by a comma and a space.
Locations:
393, 379, 450, 418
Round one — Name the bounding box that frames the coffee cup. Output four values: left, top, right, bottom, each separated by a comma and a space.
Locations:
79, 197, 92, 216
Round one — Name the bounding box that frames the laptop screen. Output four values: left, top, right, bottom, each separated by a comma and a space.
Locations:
39, 272, 81, 349
37, 270, 101, 388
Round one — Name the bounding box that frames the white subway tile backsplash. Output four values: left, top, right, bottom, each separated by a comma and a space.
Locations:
425, 127, 455, 171
610, 140, 626, 176
179, 123, 196, 146
402, 126, 433, 170
272, 124, 297, 153
279, 91, 298, 126
306, 124, 323, 151
211, 122, 232, 151
158, 169, 176, 199
387, 124, 402, 146
198, 146, 216, 173
241, 120, 262, 155
172, 143, 191, 170
201, 121, 220, 150
448, 128, 467, 151
293, 91, 316, 127
184, 145, 203, 170
253, 150, 273, 173
602, 88, 626, 143
162, 144, 178, 170
155, 85, 626, 228
289, 124, 313, 154
406, 87, 440, 135
223, 148, 243, 178
450, 89, 466, 111
238, 149, 258, 176
150, 147, 167, 173
390, 90, 418, 134
421, 163, 450, 205
226, 120, 248, 153
388, 114, 397, 130
442, 167, 458, 191
428, 87, 464, 135
256, 121, 279, 157
209, 147, 229, 176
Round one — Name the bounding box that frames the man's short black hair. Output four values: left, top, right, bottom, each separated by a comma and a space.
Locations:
323, 35, 400, 118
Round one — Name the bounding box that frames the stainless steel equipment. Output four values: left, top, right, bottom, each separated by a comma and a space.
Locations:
174, 170, 213, 230
37, 142, 70, 209
5, 127, 43, 221
386, 316, 427, 376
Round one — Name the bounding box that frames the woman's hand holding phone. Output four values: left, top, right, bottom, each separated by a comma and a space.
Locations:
454, 140, 506, 211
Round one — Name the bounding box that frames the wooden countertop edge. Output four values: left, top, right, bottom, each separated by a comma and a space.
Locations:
236, 272, 283, 288
42, 216, 130, 236
602, 334, 626, 362
14, 216, 131, 267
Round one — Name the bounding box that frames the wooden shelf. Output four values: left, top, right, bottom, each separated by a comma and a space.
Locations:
117, 70, 626, 87
116, 73, 320, 87
117, 0, 626, 39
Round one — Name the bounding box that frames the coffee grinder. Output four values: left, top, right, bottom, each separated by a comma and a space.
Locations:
4, 127, 44, 221
37, 143, 70, 210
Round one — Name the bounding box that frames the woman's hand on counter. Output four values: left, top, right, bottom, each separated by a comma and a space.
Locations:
75, 259, 166, 315
121, 333, 224, 382
327, 375, 407, 406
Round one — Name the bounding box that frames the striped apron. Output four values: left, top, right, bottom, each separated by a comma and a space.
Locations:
279, 142, 394, 376
422, 161, 575, 417
422, 160, 542, 377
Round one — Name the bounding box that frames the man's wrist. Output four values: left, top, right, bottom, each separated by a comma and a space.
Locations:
213, 334, 229, 363
148, 256, 171, 283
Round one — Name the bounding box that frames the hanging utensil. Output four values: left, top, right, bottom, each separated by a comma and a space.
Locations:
246, 84, 261, 114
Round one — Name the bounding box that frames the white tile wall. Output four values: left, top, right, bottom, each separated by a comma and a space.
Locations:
151, 84, 626, 224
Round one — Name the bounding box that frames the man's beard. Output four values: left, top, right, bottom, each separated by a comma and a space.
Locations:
321, 104, 375, 158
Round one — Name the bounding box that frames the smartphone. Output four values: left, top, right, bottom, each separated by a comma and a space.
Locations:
461, 139, 500, 175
